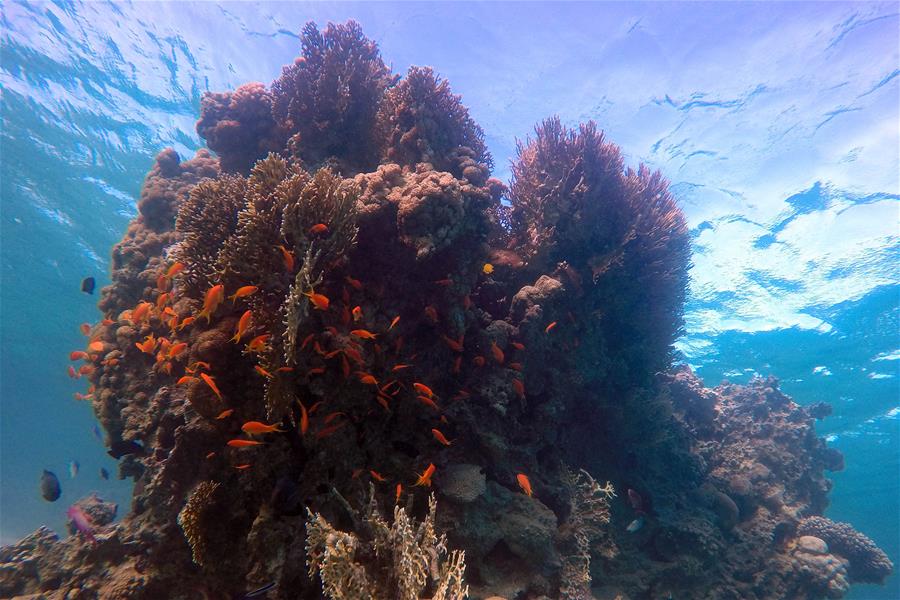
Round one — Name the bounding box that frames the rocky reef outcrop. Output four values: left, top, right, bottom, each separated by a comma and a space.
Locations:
4, 19, 891, 600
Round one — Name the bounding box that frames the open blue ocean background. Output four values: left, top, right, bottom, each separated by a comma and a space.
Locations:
2, 2, 897, 597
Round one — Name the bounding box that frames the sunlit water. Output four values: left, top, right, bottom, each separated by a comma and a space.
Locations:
2, 2, 897, 597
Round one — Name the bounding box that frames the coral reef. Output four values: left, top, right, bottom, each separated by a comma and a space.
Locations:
798, 516, 894, 584
6, 18, 892, 600
306, 492, 467, 600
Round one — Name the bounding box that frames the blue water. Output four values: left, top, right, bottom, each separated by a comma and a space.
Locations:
2, 2, 897, 597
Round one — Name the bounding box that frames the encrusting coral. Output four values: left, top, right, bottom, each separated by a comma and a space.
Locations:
7, 18, 893, 600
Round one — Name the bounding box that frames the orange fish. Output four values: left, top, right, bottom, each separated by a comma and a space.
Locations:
490, 341, 505, 364
308, 223, 328, 235
215, 409, 234, 420
198, 284, 225, 323
512, 378, 525, 399
350, 329, 376, 340
87, 340, 104, 353
70, 351, 89, 361
241, 421, 284, 435
388, 315, 400, 330
391, 364, 413, 372
135, 335, 157, 354
413, 382, 434, 398
508, 362, 523, 371
431, 428, 452, 446
205, 452, 216, 459
165, 262, 185, 279
376, 394, 391, 412
414, 463, 436, 487
433, 278, 452, 286
102, 358, 119, 367
79, 323, 92, 336
276, 245, 294, 272
343, 347, 364, 365
315, 421, 347, 440
231, 310, 253, 343
369, 470, 387, 482
473, 356, 486, 367
304, 291, 329, 311
246, 334, 270, 353
395, 483, 403, 503
308, 367, 326, 375
78, 364, 95, 376
176, 375, 196, 385
131, 302, 152, 324
453, 389, 471, 401
545, 321, 557, 334
67, 366, 80, 379
351, 468, 363, 479
298, 401, 309, 435
168, 342, 188, 359
178, 316, 196, 330
227, 439, 265, 448
442, 335, 464, 352
277, 366, 294, 373
424, 305, 438, 323
345, 276, 363, 291
254, 365, 273, 378
516, 473, 533, 497
234, 463, 252, 470
323, 411, 344, 425
417, 395, 440, 411
351, 306, 363, 322
157, 274, 170, 292
188, 361, 211, 373
156, 292, 170, 310
73, 392, 90, 401
228, 285, 258, 303
511, 341, 525, 351
357, 373, 378, 385
200, 373, 222, 400
300, 333, 315, 350
101, 318, 115, 326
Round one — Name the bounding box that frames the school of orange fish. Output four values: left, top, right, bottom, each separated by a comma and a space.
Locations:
67, 241, 552, 500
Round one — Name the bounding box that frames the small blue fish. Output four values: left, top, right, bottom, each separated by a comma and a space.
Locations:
92, 425, 103, 442
626, 516, 645, 533
69, 460, 79, 479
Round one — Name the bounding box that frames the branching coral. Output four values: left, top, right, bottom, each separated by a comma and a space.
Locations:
177, 481, 221, 568
377, 66, 492, 183
507, 116, 691, 380
797, 516, 894, 584
306, 492, 467, 600
271, 21, 397, 173
558, 468, 615, 600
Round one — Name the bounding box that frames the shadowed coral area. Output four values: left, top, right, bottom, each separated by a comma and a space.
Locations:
2, 19, 891, 600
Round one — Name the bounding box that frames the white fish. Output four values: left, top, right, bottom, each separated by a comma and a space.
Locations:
68, 460, 79, 478
626, 516, 645, 533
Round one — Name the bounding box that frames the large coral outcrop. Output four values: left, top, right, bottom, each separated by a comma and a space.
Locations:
7, 18, 892, 600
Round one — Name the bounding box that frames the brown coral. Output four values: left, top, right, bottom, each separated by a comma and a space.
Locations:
377, 66, 492, 183
271, 20, 397, 173
196, 82, 287, 174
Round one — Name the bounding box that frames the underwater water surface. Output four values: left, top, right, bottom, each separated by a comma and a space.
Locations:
1, 2, 897, 598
